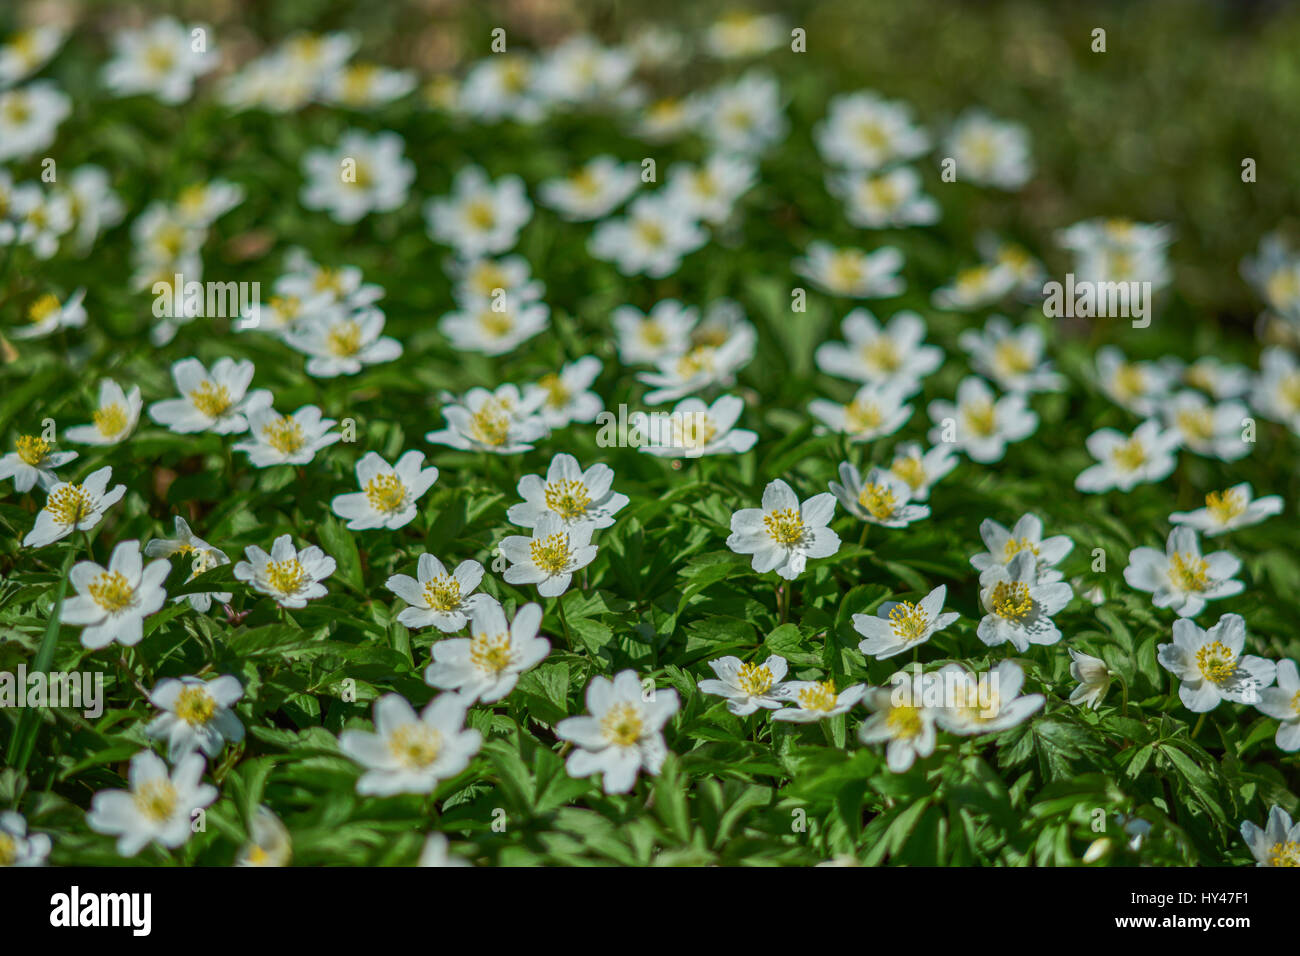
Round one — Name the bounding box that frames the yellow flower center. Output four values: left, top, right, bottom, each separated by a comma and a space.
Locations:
887, 601, 929, 642
1267, 269, 1300, 309
190, 381, 234, 419
861, 337, 901, 373
890, 456, 926, 490
467, 405, 510, 447
44, 484, 93, 526
962, 400, 996, 437
15, 434, 49, 466
544, 479, 592, 520
798, 679, 839, 712
477, 310, 515, 338
570, 168, 602, 198
1175, 408, 1215, 442
863, 175, 899, 209
1268, 841, 1300, 867
845, 398, 883, 434
465, 199, 496, 230
364, 473, 408, 513
1112, 363, 1145, 401
2, 92, 30, 125
639, 321, 668, 347
134, 779, 178, 823
1112, 437, 1148, 472
0, 832, 15, 866
421, 573, 461, 611
177, 183, 208, 215
537, 373, 570, 409
1205, 489, 1245, 524
144, 42, 176, 74
735, 662, 774, 696
314, 269, 344, 295
94, 403, 129, 437
1002, 537, 1039, 562
262, 416, 306, 455
326, 320, 363, 356
27, 293, 59, 323
88, 571, 134, 613
175, 686, 217, 725
1195, 640, 1237, 685
601, 702, 644, 746
389, 723, 443, 769
887, 704, 924, 739
1279, 374, 1300, 413
675, 411, 717, 449
993, 340, 1033, 376
529, 532, 572, 574
265, 558, 307, 595
1169, 552, 1209, 592
675, 346, 715, 379
340, 63, 378, 103
470, 630, 513, 674
763, 507, 805, 547
827, 251, 865, 290
857, 482, 897, 521
856, 121, 889, 151
990, 581, 1033, 621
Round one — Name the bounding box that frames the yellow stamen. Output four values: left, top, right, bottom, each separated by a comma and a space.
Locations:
763, 507, 805, 546
1195, 640, 1237, 685
88, 571, 134, 613
601, 702, 643, 746
175, 686, 217, 725
1169, 552, 1209, 592
389, 723, 442, 769
422, 573, 461, 611
544, 479, 592, 520
529, 532, 571, 574
133, 779, 178, 822
364, 473, 408, 513
15, 434, 49, 466
990, 581, 1033, 621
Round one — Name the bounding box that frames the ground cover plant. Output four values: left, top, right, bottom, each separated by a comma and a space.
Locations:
2, 0, 1300, 868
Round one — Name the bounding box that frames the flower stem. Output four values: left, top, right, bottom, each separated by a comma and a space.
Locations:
857, 523, 869, 548
1191, 712, 1207, 739
557, 591, 574, 646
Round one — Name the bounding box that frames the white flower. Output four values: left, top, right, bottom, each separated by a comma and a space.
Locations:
287, 307, 402, 377
276, 248, 384, 310
612, 300, 697, 365
854, 585, 958, 659
1250, 347, 1300, 434
320, 61, 416, 108
698, 655, 789, 716
425, 601, 549, 703
418, 832, 471, 867
556, 670, 680, 794
539, 155, 640, 221
9, 288, 84, 339
1094, 346, 1175, 417
858, 675, 941, 771
234, 534, 336, 608
664, 154, 757, 224
1067, 649, 1112, 709
23, 466, 126, 548
692, 70, 787, 155
969, 514, 1073, 584
942, 110, 1033, 189
332, 451, 439, 530
1162, 391, 1251, 461
637, 324, 756, 404
300, 129, 414, 224
830, 463, 929, 528
146, 675, 245, 760
10, 183, 73, 258
507, 453, 628, 531
633, 96, 693, 141
726, 478, 840, 580
0, 811, 51, 867
1240, 806, 1300, 867
102, 18, 217, 104
1157, 613, 1275, 712
447, 254, 544, 309
0, 433, 76, 493
976, 551, 1072, 651
63, 541, 171, 650
425, 166, 532, 258
456, 53, 545, 123
534, 35, 635, 107
339, 693, 482, 796
1124, 527, 1243, 618
425, 385, 549, 454
386, 554, 492, 633
499, 514, 598, 598
1075, 419, 1180, 493
236, 806, 292, 867
525, 357, 604, 429
0, 81, 70, 161
234, 398, 341, 467
1058, 218, 1172, 290
957, 316, 1064, 394
143, 517, 232, 612
884, 442, 957, 502
438, 298, 549, 356
814, 308, 942, 391
86, 751, 216, 858
1170, 483, 1283, 536
810, 382, 912, 443
936, 660, 1045, 735
0, 27, 65, 87
632, 395, 759, 458
927, 376, 1038, 463
148, 357, 264, 435
64, 380, 143, 446
772, 678, 867, 722
977, 235, 1047, 295
828, 166, 939, 229
793, 241, 905, 298
815, 91, 929, 170
931, 262, 1017, 311
1256, 660, 1300, 752
705, 11, 786, 59
172, 179, 244, 228
588, 193, 707, 278
1168, 356, 1253, 400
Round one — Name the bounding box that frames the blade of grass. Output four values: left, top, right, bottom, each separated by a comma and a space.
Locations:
8, 549, 75, 773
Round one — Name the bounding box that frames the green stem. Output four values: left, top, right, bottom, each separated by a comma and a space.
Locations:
857, 523, 869, 548
1191, 713, 1207, 739
557, 591, 574, 646
8, 550, 75, 771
